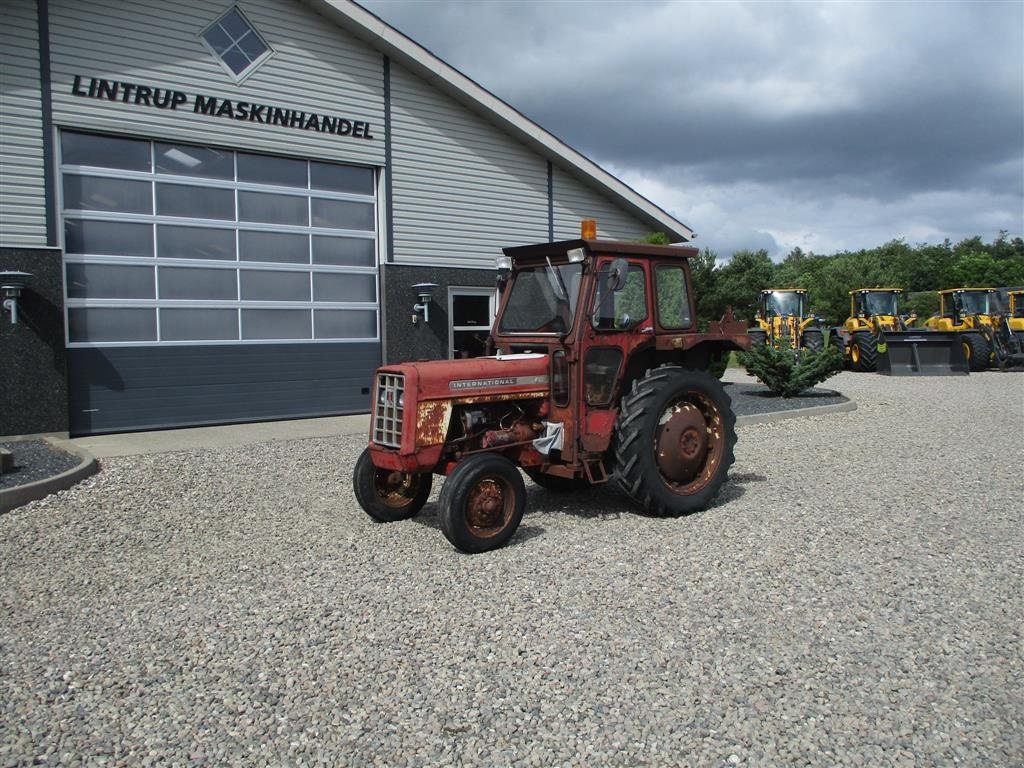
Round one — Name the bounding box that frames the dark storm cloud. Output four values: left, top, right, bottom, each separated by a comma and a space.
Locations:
361, 0, 1023, 255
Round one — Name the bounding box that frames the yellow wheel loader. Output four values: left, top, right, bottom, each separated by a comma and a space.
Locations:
979, 290, 1024, 371
924, 288, 998, 372
747, 289, 827, 351
837, 288, 915, 372
835, 288, 967, 375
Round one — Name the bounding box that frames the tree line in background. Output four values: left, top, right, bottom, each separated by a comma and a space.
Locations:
645, 232, 1024, 325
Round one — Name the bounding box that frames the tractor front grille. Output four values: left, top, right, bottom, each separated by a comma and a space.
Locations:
372, 373, 405, 448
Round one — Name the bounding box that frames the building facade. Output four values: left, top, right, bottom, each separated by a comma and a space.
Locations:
0, 0, 691, 436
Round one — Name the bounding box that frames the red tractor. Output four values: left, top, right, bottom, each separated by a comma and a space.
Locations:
353, 234, 750, 552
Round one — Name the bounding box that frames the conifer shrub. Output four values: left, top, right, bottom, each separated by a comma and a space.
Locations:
739, 337, 842, 397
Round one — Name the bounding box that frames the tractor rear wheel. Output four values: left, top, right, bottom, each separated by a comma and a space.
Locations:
801, 330, 824, 353
353, 448, 433, 522
961, 332, 990, 372
613, 367, 736, 517
524, 468, 588, 492
439, 453, 526, 553
850, 332, 877, 372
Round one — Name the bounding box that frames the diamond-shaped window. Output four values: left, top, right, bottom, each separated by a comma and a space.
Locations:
201, 7, 272, 80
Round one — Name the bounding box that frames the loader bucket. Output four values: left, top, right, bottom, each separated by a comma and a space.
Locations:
876, 331, 969, 375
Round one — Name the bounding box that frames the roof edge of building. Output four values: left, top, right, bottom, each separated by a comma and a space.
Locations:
303, 0, 695, 243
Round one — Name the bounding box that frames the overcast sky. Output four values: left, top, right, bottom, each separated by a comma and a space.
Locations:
361, 0, 1023, 259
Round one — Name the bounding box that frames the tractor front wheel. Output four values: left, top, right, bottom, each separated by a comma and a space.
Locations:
353, 448, 433, 522
439, 453, 526, 553
961, 332, 990, 372
613, 367, 736, 517
850, 332, 877, 372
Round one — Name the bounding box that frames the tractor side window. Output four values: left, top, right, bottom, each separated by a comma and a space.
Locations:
592, 264, 647, 330
584, 347, 623, 406
551, 350, 570, 407
655, 265, 692, 329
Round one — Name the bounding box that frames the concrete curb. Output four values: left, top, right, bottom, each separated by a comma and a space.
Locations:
0, 438, 99, 514
736, 399, 857, 426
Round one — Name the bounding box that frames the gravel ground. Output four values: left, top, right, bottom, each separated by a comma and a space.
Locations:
1, 370, 1021, 767
726, 381, 846, 416
0, 441, 79, 490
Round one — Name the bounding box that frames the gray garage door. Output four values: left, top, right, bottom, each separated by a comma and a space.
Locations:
61, 130, 380, 435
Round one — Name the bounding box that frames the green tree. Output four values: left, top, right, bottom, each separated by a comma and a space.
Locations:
712, 249, 774, 321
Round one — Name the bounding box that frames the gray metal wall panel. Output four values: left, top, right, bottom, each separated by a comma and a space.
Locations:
552, 166, 651, 242
67, 342, 379, 435
389, 63, 548, 269
0, 0, 47, 246
48, 0, 385, 167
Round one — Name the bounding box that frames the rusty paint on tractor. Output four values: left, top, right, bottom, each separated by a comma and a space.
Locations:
416, 400, 452, 447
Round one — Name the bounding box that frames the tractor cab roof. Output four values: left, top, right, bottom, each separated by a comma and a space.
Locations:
502, 238, 698, 264
938, 287, 996, 294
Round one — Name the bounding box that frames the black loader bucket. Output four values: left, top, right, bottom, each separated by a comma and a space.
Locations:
876, 331, 969, 376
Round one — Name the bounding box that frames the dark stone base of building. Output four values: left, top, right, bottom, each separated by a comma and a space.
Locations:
0, 247, 68, 436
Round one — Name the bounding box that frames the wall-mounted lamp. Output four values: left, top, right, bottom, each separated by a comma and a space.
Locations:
411, 282, 439, 324
495, 256, 512, 291
0, 271, 32, 326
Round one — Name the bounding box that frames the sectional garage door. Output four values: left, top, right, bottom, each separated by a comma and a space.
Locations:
61, 130, 380, 435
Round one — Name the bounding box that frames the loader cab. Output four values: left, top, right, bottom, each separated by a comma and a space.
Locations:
1010, 291, 1024, 319
852, 289, 902, 318
760, 289, 807, 319
942, 289, 996, 319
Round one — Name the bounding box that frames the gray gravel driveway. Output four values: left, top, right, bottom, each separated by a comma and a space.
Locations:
2, 371, 1022, 767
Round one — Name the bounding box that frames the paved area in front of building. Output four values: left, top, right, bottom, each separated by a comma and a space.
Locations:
2, 370, 1021, 766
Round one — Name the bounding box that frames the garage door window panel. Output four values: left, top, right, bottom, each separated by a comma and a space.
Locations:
239, 191, 308, 226
155, 143, 233, 179
159, 267, 238, 300
242, 309, 311, 340
61, 132, 151, 172
239, 230, 309, 264
313, 272, 376, 303
310, 162, 374, 195
312, 236, 374, 267
311, 198, 374, 231
237, 153, 307, 188
65, 219, 153, 257
314, 309, 377, 339
66, 263, 154, 300
160, 308, 239, 341
157, 183, 235, 220
158, 225, 237, 260
68, 308, 157, 343
63, 176, 151, 214
241, 270, 310, 302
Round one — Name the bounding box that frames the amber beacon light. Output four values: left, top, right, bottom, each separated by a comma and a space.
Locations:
580, 219, 597, 239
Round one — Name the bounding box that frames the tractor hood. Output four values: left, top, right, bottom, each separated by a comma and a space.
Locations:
384, 353, 551, 401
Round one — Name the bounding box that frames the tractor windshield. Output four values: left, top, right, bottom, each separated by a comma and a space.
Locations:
956, 291, 991, 315
862, 292, 900, 316
764, 291, 804, 317
497, 261, 584, 334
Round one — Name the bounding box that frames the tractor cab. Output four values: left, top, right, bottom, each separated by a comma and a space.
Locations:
852, 288, 902, 319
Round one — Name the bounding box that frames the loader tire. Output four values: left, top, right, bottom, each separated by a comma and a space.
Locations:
353, 448, 433, 523
850, 332, 877, 372
439, 453, 525, 553
613, 367, 736, 517
801, 330, 824, 353
961, 332, 990, 372
524, 468, 588, 492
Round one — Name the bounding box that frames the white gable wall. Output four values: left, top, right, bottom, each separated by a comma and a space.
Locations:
0, 0, 47, 247
389, 63, 550, 268
552, 166, 652, 242
47, 0, 385, 167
